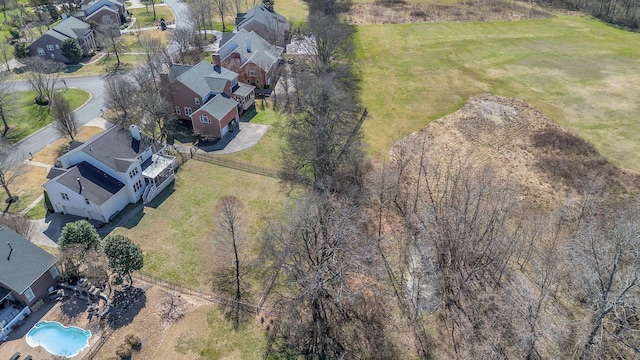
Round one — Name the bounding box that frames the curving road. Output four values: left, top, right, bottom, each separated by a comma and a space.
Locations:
11, 75, 106, 162
10, 0, 189, 163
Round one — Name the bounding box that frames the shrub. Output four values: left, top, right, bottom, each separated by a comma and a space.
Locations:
125, 333, 141, 347
115, 342, 132, 358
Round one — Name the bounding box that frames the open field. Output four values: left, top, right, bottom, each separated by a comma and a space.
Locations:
110, 160, 287, 290
356, 15, 640, 171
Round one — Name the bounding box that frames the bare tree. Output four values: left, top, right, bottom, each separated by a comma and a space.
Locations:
0, 72, 14, 137
0, 140, 24, 204
171, 26, 205, 64
157, 291, 186, 322
262, 193, 395, 358
212, 0, 229, 32
23, 57, 63, 102
0, 38, 12, 71
188, 0, 214, 40
50, 91, 78, 140
279, 70, 368, 194
569, 200, 640, 359
104, 75, 138, 127
212, 196, 249, 329
96, 19, 126, 69
0, 213, 34, 239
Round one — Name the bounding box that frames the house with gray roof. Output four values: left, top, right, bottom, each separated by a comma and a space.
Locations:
27, 17, 97, 63
162, 59, 255, 140
235, 3, 290, 47
219, 28, 284, 89
0, 227, 59, 340
43, 125, 177, 223
77, 0, 126, 25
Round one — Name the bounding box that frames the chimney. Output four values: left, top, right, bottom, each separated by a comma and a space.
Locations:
246, 38, 251, 53
77, 177, 83, 194
7, 242, 13, 261
130, 124, 141, 141
212, 53, 221, 67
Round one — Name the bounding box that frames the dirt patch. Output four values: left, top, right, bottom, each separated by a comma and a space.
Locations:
346, 0, 553, 24
391, 93, 640, 209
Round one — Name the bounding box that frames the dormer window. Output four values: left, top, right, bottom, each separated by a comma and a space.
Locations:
195, 97, 200, 105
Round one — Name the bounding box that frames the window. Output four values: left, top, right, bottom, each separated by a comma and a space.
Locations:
133, 180, 143, 192
49, 266, 59, 279
102, 15, 112, 22
200, 115, 211, 124
194, 97, 200, 105
184, 107, 192, 116
175, 106, 180, 115
46, 44, 54, 51
51, 54, 55, 59
24, 287, 35, 302
129, 168, 139, 178
55, 44, 60, 49
61, 193, 69, 200
37, 48, 45, 56
247, 69, 256, 77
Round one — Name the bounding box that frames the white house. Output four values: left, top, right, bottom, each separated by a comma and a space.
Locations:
43, 125, 177, 223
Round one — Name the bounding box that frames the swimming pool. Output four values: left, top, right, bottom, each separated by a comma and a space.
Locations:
26, 321, 91, 358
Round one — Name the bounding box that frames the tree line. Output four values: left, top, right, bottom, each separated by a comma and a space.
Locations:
536, 0, 640, 29
199, 0, 640, 358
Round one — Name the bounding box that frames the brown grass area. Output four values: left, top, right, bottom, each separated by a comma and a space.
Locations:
346, 0, 552, 24
391, 93, 640, 210
32, 126, 105, 165
0, 166, 48, 213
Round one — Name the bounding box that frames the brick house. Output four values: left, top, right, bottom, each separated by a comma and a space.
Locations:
27, 17, 97, 63
43, 125, 177, 222
219, 28, 284, 89
162, 59, 256, 140
235, 3, 290, 47
0, 227, 59, 340
76, 0, 126, 25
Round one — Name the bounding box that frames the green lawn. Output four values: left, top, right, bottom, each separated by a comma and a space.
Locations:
223, 107, 284, 169
270, 0, 308, 24
129, 5, 175, 27
5, 88, 90, 142
110, 160, 287, 291
356, 16, 640, 171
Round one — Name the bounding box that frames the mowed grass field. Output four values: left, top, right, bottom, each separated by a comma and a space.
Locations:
357, 16, 640, 171
111, 160, 286, 290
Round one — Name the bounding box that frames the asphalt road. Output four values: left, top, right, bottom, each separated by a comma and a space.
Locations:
11, 75, 106, 162
164, 0, 192, 57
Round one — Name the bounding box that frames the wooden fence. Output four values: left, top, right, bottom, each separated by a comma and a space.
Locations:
191, 153, 281, 179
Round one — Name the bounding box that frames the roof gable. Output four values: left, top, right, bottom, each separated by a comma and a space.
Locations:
52, 17, 91, 40
170, 60, 239, 97
237, 4, 289, 32
221, 29, 283, 71
0, 227, 57, 294
194, 94, 237, 120
47, 161, 125, 205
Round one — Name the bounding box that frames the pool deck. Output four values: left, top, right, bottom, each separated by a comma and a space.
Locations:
0, 297, 102, 359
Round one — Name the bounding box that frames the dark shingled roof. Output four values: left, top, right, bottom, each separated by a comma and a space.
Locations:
65, 126, 160, 173
52, 162, 125, 205
0, 227, 57, 294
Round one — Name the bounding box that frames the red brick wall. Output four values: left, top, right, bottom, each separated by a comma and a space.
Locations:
86, 7, 119, 25
9, 267, 58, 306
192, 105, 239, 139
169, 81, 202, 121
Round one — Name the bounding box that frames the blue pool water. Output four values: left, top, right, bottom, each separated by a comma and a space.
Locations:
26, 321, 91, 358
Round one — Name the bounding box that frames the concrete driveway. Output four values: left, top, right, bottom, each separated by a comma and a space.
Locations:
197, 122, 270, 154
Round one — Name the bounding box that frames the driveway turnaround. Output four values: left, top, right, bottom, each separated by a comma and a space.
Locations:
197, 123, 270, 154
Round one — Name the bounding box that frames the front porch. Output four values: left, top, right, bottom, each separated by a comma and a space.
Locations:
142, 154, 177, 204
